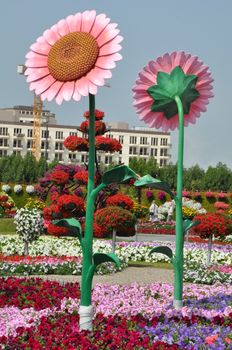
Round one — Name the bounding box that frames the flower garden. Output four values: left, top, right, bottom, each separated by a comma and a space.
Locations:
0, 7, 232, 350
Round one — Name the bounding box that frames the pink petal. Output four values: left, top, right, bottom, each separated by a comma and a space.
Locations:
66, 15, 76, 32
62, 81, 75, 101
81, 10, 96, 33
55, 84, 68, 105
91, 14, 110, 38
139, 70, 155, 85
96, 25, 120, 47
46, 81, 64, 101
29, 75, 56, 95
57, 19, 70, 36
108, 53, 122, 62
182, 55, 198, 74
26, 51, 43, 59
24, 68, 35, 76
43, 28, 60, 45
74, 77, 89, 96
73, 82, 82, 101
95, 56, 116, 69
86, 69, 105, 86
26, 67, 50, 82
30, 41, 51, 55
73, 12, 82, 32
25, 55, 48, 68
99, 42, 122, 56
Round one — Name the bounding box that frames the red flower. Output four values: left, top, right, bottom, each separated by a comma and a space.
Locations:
0, 195, 8, 202
57, 194, 85, 214
95, 206, 136, 236
80, 120, 106, 136
95, 136, 122, 152
47, 223, 69, 237
73, 171, 89, 185
50, 170, 69, 185
106, 193, 134, 211
84, 109, 105, 120
64, 136, 89, 152
194, 213, 232, 238
214, 202, 229, 210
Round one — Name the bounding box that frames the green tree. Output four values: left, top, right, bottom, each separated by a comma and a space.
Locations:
159, 163, 178, 190
23, 153, 37, 183
203, 162, 232, 191
183, 164, 205, 190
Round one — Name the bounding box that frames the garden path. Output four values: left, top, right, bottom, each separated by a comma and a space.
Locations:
30, 267, 174, 287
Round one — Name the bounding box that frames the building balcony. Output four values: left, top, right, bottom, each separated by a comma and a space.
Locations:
13, 134, 25, 138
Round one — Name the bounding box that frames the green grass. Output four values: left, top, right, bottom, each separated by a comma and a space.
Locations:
128, 260, 172, 269
0, 218, 16, 233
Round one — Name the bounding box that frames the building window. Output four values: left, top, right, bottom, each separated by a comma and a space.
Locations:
139, 147, 148, 155
0, 150, 7, 157
160, 159, 167, 167
55, 153, 63, 161
55, 131, 63, 139
119, 135, 124, 144
0, 139, 8, 147
27, 129, 33, 137
42, 130, 49, 138
69, 154, 76, 160
13, 150, 21, 156
105, 156, 112, 164
0, 128, 8, 136
160, 138, 168, 146
13, 140, 22, 148
27, 140, 33, 149
69, 132, 78, 136
129, 146, 137, 155
129, 136, 137, 144
14, 128, 22, 136
160, 148, 168, 157
151, 137, 158, 146
55, 142, 63, 150
150, 148, 157, 157
140, 137, 148, 145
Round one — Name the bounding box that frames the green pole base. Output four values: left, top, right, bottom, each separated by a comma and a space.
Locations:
79, 304, 94, 331
173, 299, 183, 310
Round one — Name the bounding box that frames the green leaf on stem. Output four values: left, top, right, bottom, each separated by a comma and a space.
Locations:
102, 165, 137, 185
93, 252, 121, 268
149, 246, 173, 260
53, 218, 82, 241
134, 174, 174, 198
147, 66, 199, 119
183, 219, 200, 234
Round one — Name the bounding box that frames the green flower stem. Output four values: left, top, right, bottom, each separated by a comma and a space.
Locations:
81, 93, 96, 307
174, 95, 184, 308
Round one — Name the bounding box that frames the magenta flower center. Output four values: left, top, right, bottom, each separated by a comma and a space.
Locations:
48, 32, 99, 82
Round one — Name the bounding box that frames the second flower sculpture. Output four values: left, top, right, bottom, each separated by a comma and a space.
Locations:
133, 51, 213, 308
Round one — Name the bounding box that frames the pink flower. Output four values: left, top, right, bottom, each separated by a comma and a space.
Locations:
25, 11, 122, 104
133, 51, 213, 131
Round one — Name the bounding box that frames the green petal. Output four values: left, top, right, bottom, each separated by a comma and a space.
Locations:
102, 165, 137, 185
93, 253, 121, 268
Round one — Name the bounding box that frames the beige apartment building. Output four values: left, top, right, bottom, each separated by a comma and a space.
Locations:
0, 106, 171, 167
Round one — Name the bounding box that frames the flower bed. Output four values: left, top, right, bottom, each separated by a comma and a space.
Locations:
0, 278, 231, 349
0, 235, 231, 284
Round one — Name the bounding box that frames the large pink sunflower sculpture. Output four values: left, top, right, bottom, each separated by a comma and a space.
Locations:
133, 51, 213, 131
25, 10, 122, 104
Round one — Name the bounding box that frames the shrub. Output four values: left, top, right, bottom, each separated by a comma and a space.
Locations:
25, 198, 45, 210
145, 190, 154, 201
214, 201, 230, 211
1, 184, 11, 193
193, 213, 232, 239
50, 170, 69, 185
57, 194, 85, 214
95, 206, 136, 236
25, 185, 35, 194
14, 208, 44, 254
106, 193, 134, 211
13, 185, 23, 194
157, 191, 166, 202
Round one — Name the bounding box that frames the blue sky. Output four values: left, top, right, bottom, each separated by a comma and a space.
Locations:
0, 1, 231, 169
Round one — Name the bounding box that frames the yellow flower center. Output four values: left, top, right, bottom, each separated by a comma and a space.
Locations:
48, 32, 99, 82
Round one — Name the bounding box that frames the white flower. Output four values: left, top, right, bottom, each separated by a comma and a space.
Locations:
2, 184, 11, 193
26, 185, 35, 194
14, 185, 23, 194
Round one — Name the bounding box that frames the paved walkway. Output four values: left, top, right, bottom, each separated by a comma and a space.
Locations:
30, 267, 174, 287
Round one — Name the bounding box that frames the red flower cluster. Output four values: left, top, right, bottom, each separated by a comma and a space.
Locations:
74, 170, 89, 185
214, 201, 230, 210
93, 222, 108, 238
95, 136, 122, 152
182, 190, 191, 198
0, 277, 80, 310
205, 191, 215, 199
2, 201, 14, 209
84, 108, 105, 120
50, 170, 69, 185
0, 195, 8, 202
64, 135, 89, 151
106, 193, 134, 211
194, 213, 232, 238
80, 120, 106, 136
95, 206, 136, 236
192, 192, 202, 200
57, 194, 85, 214
47, 223, 69, 237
